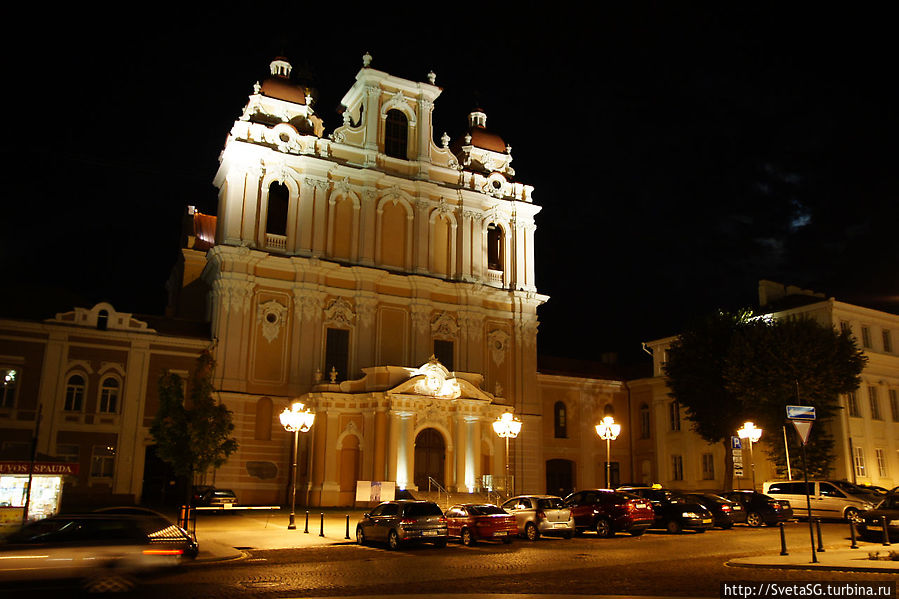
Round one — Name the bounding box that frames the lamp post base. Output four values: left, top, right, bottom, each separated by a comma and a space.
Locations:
288, 513, 296, 530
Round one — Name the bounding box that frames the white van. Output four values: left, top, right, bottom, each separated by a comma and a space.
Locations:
762, 480, 876, 523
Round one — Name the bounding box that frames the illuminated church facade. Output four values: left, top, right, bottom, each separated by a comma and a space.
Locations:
0, 55, 634, 509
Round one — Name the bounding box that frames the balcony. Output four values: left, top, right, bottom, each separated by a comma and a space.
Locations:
266, 233, 287, 252
486, 268, 504, 287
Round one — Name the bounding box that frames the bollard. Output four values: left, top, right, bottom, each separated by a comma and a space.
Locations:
779, 522, 788, 556
304, 511, 309, 534
320, 513, 325, 537
345, 515, 351, 540
850, 520, 858, 549
815, 519, 825, 552
882, 516, 891, 546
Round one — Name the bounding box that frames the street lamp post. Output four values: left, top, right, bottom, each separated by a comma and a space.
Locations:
595, 416, 621, 489
279, 402, 315, 530
492, 412, 522, 496
737, 421, 763, 490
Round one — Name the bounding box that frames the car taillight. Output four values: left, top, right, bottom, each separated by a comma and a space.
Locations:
143, 549, 183, 556
536, 510, 546, 520
438, 516, 446, 523
721, 504, 731, 512
401, 518, 416, 525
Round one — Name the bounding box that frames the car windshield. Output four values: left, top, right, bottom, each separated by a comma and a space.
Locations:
537, 498, 564, 510
403, 502, 443, 517
468, 505, 506, 515
877, 495, 899, 510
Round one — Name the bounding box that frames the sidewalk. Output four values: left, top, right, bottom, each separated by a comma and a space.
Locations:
728, 544, 899, 573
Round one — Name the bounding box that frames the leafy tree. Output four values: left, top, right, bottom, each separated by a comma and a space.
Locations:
724, 316, 866, 479
663, 309, 750, 486
150, 350, 238, 504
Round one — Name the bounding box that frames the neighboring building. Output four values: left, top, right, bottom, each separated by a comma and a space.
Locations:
0, 303, 209, 508
632, 280, 899, 491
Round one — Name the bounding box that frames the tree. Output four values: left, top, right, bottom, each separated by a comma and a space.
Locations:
663, 309, 750, 487
150, 350, 238, 504
724, 316, 866, 478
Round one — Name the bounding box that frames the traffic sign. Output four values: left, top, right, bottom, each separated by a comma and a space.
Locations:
731, 436, 742, 449
787, 405, 816, 420
792, 420, 813, 444
734, 467, 744, 477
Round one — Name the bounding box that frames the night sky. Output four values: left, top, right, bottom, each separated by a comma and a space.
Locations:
3, 6, 898, 368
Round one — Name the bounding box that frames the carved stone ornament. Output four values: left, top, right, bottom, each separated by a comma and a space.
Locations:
257, 300, 287, 343
323, 297, 355, 328
296, 291, 324, 323
487, 329, 510, 366
431, 311, 459, 338
412, 357, 461, 399
381, 90, 417, 126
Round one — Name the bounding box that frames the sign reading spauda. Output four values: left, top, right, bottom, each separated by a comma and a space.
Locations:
0, 462, 79, 475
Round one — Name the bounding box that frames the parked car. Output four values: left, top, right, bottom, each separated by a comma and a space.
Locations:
762, 480, 874, 524
501, 495, 574, 540
0, 513, 191, 592
857, 491, 899, 541
564, 489, 655, 537
683, 493, 745, 529
618, 486, 714, 533
722, 490, 793, 527
93, 506, 198, 558
195, 487, 239, 508
445, 503, 518, 545
356, 500, 448, 550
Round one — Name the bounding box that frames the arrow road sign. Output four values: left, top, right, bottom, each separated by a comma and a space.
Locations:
787, 405, 816, 420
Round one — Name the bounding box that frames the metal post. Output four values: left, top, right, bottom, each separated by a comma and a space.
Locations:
800, 441, 817, 563
605, 436, 611, 489
748, 438, 756, 490
304, 511, 309, 534
320, 513, 325, 537
345, 515, 350, 540
779, 522, 788, 556
850, 521, 858, 549
882, 516, 891, 546
505, 436, 511, 495
815, 519, 825, 552
783, 425, 792, 480
288, 429, 298, 530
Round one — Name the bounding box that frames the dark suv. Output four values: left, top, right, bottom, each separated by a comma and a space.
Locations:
564, 489, 655, 537
618, 487, 714, 533
356, 500, 448, 549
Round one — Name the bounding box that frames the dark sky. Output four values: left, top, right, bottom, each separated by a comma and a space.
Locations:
3, 6, 899, 366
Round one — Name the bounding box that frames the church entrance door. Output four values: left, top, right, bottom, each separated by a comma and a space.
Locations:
413, 428, 445, 490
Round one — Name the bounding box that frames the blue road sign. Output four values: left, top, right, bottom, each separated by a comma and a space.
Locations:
731, 436, 742, 449
786, 405, 816, 420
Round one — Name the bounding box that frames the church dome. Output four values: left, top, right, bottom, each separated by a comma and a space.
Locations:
453, 108, 507, 153
259, 57, 310, 105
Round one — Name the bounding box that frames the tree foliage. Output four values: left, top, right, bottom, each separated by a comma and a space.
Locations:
150, 351, 238, 493
664, 310, 866, 487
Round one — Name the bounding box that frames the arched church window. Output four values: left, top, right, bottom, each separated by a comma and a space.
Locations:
554, 401, 567, 438
487, 223, 503, 271
603, 403, 615, 417
98, 377, 120, 414
267, 182, 289, 237
384, 109, 408, 159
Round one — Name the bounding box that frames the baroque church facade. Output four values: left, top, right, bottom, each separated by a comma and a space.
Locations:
0, 55, 636, 510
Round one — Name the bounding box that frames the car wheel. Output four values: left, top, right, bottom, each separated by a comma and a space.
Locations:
845, 508, 862, 525
387, 529, 401, 550
461, 528, 476, 546
630, 528, 646, 537
356, 526, 366, 545
666, 520, 683, 534
746, 512, 764, 528
595, 518, 613, 538
525, 522, 539, 541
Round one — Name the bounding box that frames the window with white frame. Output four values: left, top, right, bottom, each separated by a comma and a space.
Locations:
98, 377, 120, 414
840, 320, 851, 334
90, 445, 115, 478
701, 453, 715, 480
869, 386, 882, 420
1, 368, 18, 409
669, 400, 681, 432
847, 391, 860, 418
884, 330, 893, 353
672, 455, 684, 481
56, 443, 79, 463
876, 448, 888, 478
64, 374, 86, 412
862, 326, 872, 349
890, 390, 899, 421
639, 403, 651, 439
854, 446, 867, 478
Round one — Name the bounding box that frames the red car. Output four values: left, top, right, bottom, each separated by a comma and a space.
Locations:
445, 503, 518, 545
564, 489, 656, 537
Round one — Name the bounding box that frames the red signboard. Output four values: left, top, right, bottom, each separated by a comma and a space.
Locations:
0, 462, 79, 475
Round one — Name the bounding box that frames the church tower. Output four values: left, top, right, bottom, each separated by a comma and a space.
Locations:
184, 54, 547, 504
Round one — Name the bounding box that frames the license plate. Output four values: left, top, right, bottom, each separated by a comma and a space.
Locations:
702, 519, 712, 524
868, 525, 883, 531
554, 522, 567, 528
423, 530, 437, 536
493, 531, 507, 536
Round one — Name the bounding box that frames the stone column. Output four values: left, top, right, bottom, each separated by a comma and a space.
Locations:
373, 407, 388, 482
454, 412, 468, 492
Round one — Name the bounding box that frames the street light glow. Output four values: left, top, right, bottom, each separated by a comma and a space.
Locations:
492, 411, 522, 438
280, 402, 315, 432
738, 421, 762, 443
595, 415, 621, 440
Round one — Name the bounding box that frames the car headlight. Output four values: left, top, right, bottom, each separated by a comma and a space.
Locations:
682, 512, 700, 519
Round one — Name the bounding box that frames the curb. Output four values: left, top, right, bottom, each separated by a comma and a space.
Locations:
727, 560, 899, 574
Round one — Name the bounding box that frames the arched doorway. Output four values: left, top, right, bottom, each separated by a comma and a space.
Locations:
546, 459, 575, 496
414, 428, 445, 490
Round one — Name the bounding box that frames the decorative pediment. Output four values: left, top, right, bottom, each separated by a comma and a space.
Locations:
323, 297, 355, 328
387, 357, 493, 401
